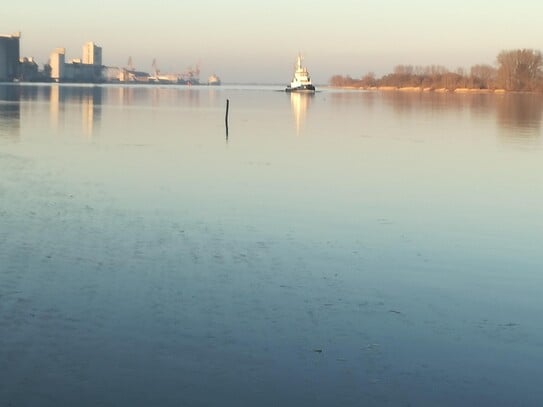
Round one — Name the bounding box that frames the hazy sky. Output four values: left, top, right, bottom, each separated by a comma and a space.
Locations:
4, 0, 543, 83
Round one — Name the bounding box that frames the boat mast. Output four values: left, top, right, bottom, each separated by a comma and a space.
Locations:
296, 53, 302, 71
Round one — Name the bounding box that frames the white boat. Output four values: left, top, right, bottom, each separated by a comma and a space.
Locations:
285, 54, 315, 92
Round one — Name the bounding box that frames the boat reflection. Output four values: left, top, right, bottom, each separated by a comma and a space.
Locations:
290, 92, 313, 135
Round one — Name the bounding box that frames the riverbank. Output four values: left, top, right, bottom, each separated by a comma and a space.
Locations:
329, 85, 509, 94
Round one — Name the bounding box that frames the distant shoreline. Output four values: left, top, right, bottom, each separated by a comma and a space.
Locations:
0, 82, 536, 94
328, 86, 516, 94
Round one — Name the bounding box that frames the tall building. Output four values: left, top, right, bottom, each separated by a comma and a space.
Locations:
48, 42, 104, 83
49, 48, 66, 82
82, 42, 102, 66
0, 32, 21, 82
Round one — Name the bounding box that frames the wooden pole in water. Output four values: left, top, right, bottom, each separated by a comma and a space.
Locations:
225, 99, 229, 138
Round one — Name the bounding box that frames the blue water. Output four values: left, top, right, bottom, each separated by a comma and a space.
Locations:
1, 84, 542, 406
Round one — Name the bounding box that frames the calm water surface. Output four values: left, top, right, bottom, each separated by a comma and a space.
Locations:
1, 84, 542, 406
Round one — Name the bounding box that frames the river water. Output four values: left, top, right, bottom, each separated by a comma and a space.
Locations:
1, 84, 542, 406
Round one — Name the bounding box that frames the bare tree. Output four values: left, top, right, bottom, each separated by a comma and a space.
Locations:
360, 72, 377, 88
470, 64, 497, 89
394, 65, 414, 75
497, 49, 543, 91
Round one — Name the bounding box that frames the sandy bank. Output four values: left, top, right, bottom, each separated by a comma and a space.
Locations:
330, 86, 509, 94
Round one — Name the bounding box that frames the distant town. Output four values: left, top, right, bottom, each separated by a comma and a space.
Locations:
0, 32, 221, 86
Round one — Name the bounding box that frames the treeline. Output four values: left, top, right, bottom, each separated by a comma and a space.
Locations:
330, 49, 543, 92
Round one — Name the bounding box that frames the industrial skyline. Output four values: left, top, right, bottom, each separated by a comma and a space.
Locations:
0, 33, 204, 84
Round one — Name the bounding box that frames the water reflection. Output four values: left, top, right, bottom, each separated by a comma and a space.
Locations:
48, 85, 102, 136
357, 90, 542, 145
81, 90, 100, 135
109, 86, 201, 107
3, 84, 542, 146
0, 85, 21, 141
49, 85, 62, 130
380, 90, 471, 114
290, 92, 313, 135
328, 90, 376, 109
496, 93, 543, 144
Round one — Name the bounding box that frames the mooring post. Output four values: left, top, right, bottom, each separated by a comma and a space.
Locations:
225, 99, 230, 139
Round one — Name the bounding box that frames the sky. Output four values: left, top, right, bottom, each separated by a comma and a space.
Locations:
3, 0, 543, 84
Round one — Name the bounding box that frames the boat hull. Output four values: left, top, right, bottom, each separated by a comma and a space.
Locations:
285, 84, 316, 93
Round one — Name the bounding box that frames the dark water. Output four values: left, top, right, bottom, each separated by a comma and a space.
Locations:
1, 84, 542, 406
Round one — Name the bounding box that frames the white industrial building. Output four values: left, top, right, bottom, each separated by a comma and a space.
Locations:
49, 42, 104, 83
82, 42, 102, 66
49, 48, 66, 82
